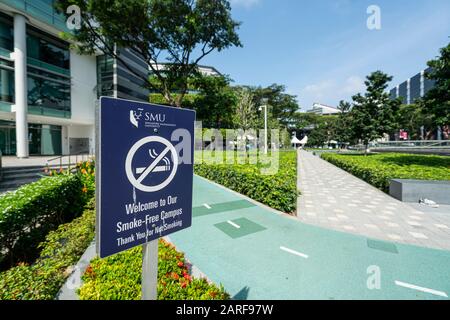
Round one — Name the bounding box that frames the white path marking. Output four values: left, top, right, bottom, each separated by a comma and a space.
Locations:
395, 281, 448, 298
280, 246, 309, 259
203, 203, 211, 209
227, 220, 240, 229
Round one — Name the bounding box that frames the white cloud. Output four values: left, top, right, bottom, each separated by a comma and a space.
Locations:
341, 76, 365, 95
229, 0, 261, 8
299, 75, 366, 110
302, 80, 335, 101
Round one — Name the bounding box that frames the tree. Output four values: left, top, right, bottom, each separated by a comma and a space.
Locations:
233, 88, 257, 131
334, 100, 354, 146
291, 113, 338, 147
56, 0, 241, 107
307, 124, 328, 147
421, 41, 450, 128
190, 74, 237, 128
397, 103, 434, 140
350, 71, 400, 153
250, 84, 299, 128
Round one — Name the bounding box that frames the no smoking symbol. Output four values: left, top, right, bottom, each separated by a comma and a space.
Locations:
125, 136, 179, 192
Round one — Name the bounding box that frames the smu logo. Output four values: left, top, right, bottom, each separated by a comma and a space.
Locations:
130, 108, 143, 128
130, 108, 166, 128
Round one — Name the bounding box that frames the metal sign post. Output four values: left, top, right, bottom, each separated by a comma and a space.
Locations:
142, 240, 158, 300
96, 97, 195, 301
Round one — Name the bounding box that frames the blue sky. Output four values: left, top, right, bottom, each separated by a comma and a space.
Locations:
201, 0, 450, 111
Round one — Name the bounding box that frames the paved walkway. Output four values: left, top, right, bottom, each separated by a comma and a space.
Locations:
297, 150, 450, 251
169, 175, 450, 300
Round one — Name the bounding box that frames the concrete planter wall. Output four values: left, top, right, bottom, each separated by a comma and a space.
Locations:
389, 179, 450, 205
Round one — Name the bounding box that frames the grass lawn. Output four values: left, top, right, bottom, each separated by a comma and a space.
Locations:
321, 152, 450, 192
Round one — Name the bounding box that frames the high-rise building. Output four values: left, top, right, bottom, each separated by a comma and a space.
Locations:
389, 67, 447, 140
0, 0, 149, 157
389, 67, 436, 105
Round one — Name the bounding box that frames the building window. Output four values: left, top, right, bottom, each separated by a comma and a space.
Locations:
28, 123, 62, 155
409, 73, 421, 103
97, 54, 114, 97
0, 120, 62, 156
0, 16, 13, 52
423, 67, 436, 96
27, 28, 70, 71
0, 66, 14, 103
27, 75, 71, 113
398, 82, 408, 105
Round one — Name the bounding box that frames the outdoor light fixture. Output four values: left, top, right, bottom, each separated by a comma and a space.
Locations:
259, 98, 269, 154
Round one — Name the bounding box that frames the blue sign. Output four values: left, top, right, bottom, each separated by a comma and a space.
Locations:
96, 97, 195, 258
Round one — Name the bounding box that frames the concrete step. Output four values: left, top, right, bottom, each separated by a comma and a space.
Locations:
0, 164, 75, 194
2, 171, 46, 181
2, 165, 71, 176
0, 176, 42, 191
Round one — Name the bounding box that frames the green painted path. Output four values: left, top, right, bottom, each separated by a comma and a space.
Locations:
169, 176, 450, 300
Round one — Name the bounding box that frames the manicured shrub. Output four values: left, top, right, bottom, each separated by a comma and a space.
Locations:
321, 153, 450, 192
0, 199, 96, 300
78, 239, 229, 300
0, 174, 86, 269
194, 151, 298, 213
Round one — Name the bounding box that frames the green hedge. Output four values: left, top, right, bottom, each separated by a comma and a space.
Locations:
0, 175, 85, 269
321, 153, 450, 192
194, 151, 298, 213
78, 239, 229, 300
0, 199, 96, 300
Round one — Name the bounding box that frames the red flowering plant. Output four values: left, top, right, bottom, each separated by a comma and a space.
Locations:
75, 159, 95, 199
78, 239, 229, 300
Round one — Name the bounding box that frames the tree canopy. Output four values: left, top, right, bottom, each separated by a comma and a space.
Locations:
421, 42, 450, 127
349, 71, 400, 148
56, 0, 241, 107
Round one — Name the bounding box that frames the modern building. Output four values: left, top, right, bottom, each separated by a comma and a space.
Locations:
306, 103, 341, 116
0, 0, 149, 157
389, 67, 449, 140
389, 67, 435, 105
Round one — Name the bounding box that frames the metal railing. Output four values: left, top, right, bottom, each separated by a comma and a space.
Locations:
371, 140, 450, 149
45, 152, 94, 173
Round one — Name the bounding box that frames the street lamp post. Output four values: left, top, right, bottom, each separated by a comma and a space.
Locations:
259, 100, 268, 155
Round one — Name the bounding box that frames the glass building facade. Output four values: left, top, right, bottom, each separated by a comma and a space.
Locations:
389, 68, 436, 105
96, 48, 150, 102
0, 13, 14, 106
398, 82, 408, 105
0, 9, 69, 155
1, 0, 68, 32
0, 1, 152, 157
409, 73, 421, 103
0, 120, 61, 155
423, 67, 435, 95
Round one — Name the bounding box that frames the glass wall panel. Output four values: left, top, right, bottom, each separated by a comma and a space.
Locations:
0, 67, 14, 103
27, 75, 70, 113
0, 120, 16, 155
0, 121, 62, 156
97, 54, 114, 97
41, 125, 62, 155
0, 15, 13, 52
398, 82, 408, 105
28, 123, 62, 155
27, 29, 70, 70
409, 73, 421, 103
